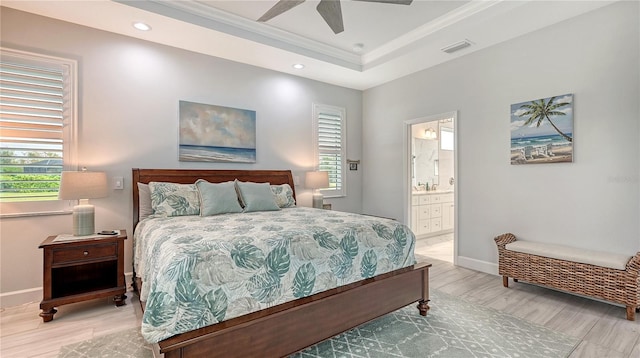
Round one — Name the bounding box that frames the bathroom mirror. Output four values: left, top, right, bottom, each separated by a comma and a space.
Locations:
411, 121, 439, 189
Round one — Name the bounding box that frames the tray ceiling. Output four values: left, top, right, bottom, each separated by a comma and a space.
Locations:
2, 0, 616, 90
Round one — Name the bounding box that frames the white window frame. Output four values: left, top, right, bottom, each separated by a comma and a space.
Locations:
0, 48, 78, 217
312, 103, 346, 198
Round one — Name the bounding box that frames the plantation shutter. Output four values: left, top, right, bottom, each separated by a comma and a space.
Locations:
314, 104, 346, 197
0, 54, 68, 202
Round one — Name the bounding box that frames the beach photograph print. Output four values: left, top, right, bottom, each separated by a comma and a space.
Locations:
510, 93, 573, 165
179, 101, 256, 163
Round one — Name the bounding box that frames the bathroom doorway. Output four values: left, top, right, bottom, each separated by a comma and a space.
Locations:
404, 112, 457, 264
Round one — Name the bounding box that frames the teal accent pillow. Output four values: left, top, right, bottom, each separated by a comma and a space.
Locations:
149, 182, 200, 217
195, 179, 243, 216
271, 184, 296, 208
235, 180, 280, 212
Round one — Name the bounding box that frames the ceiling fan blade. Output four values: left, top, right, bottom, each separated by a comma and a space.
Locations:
316, 0, 344, 34
353, 0, 413, 5
258, 0, 305, 22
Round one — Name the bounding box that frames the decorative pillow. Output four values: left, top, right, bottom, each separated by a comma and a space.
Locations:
235, 180, 280, 213
137, 182, 153, 221
149, 181, 200, 217
195, 179, 243, 216
271, 183, 296, 208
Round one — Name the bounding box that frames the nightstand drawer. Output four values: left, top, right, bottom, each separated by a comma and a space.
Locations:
52, 243, 117, 264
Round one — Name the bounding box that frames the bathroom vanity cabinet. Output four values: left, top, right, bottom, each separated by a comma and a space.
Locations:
411, 192, 454, 236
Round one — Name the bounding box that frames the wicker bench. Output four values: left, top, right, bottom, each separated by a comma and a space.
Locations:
495, 233, 640, 320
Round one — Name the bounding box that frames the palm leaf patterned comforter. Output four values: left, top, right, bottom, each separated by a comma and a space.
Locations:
134, 207, 416, 343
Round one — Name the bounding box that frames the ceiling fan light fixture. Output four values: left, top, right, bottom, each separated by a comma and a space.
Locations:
441, 39, 472, 54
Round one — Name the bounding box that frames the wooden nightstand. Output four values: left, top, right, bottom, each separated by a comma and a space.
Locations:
38, 230, 127, 322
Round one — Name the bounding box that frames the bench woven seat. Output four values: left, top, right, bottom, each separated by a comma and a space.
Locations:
495, 233, 640, 320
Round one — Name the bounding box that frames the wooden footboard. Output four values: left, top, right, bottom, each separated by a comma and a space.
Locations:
136, 262, 430, 358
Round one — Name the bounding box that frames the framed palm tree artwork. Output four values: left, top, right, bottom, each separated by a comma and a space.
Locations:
510, 93, 573, 165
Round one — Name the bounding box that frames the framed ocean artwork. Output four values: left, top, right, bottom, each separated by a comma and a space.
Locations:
179, 100, 256, 163
510, 93, 573, 165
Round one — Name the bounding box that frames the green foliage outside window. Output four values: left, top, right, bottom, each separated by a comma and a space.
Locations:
0, 150, 62, 201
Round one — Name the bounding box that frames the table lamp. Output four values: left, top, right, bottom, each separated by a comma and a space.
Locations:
58, 170, 108, 236
305, 171, 329, 209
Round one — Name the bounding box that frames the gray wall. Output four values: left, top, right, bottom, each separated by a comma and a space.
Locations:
362, 1, 640, 272
0, 8, 363, 306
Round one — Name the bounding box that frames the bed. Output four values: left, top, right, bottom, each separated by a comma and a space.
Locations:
132, 168, 431, 358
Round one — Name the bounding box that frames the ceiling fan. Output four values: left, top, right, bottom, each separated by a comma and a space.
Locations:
257, 0, 413, 34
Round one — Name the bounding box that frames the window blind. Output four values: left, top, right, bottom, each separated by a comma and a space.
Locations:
314, 104, 346, 197
0, 59, 65, 202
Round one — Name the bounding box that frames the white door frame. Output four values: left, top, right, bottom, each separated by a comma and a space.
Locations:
403, 111, 458, 265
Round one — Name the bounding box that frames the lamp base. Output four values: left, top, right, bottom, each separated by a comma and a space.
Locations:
312, 192, 324, 209
73, 203, 95, 236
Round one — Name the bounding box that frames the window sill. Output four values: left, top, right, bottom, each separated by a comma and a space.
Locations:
323, 195, 346, 199
0, 210, 72, 219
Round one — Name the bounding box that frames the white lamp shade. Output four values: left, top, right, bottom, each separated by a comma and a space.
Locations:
58, 171, 108, 236
58, 171, 108, 200
305, 171, 329, 189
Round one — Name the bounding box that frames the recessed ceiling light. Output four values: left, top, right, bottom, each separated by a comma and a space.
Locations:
292, 64, 305, 70
352, 43, 365, 53
133, 22, 152, 31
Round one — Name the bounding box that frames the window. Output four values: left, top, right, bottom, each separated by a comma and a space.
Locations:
313, 103, 346, 197
0, 48, 77, 213
440, 127, 454, 151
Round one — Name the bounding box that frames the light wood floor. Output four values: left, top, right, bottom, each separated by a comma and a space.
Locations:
2, 236, 639, 358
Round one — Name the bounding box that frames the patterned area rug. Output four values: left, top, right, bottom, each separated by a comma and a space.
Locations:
57, 328, 153, 358
293, 289, 578, 358
58, 290, 578, 358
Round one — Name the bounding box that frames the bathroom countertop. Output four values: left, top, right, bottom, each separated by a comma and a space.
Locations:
412, 190, 453, 195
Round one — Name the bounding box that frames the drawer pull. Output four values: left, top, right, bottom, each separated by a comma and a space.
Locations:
83, 251, 89, 256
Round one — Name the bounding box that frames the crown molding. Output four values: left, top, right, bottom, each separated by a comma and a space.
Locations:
118, 0, 362, 71
362, 0, 502, 65
119, 0, 508, 73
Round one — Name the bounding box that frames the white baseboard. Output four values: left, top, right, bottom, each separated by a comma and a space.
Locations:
456, 255, 499, 275
0, 272, 134, 309
0, 287, 42, 308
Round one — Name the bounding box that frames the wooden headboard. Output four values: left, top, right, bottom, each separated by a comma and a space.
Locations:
132, 168, 296, 229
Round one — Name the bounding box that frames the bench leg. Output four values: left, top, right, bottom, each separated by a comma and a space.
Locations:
627, 306, 636, 321
502, 276, 508, 288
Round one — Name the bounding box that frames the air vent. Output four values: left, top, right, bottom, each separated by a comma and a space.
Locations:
441, 40, 472, 54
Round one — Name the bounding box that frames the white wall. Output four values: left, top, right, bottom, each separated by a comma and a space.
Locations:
362, 1, 640, 272
0, 8, 363, 307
